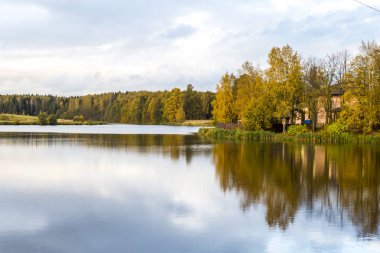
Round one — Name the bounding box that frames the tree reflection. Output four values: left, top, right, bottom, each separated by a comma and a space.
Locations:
0, 133, 211, 164
2, 132, 378, 236
212, 141, 380, 236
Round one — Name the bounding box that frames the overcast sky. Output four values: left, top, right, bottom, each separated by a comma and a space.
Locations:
0, 0, 379, 95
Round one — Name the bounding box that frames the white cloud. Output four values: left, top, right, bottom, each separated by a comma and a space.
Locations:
0, 2, 50, 25
0, 0, 379, 95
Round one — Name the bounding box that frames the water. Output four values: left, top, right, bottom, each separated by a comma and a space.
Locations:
0, 124, 201, 135
0, 125, 379, 253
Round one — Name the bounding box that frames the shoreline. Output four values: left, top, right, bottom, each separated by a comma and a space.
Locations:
198, 127, 380, 144
0, 122, 106, 126
0, 115, 213, 127
0, 121, 212, 127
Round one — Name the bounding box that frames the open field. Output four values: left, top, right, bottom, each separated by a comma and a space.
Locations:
0, 114, 210, 126
181, 120, 214, 126
0, 114, 39, 125
0, 114, 104, 125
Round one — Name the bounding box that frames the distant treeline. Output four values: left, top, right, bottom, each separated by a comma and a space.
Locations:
0, 85, 215, 124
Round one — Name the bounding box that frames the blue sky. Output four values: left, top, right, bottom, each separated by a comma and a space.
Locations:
0, 0, 379, 95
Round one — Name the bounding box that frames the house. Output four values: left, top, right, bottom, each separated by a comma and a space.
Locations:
295, 87, 344, 128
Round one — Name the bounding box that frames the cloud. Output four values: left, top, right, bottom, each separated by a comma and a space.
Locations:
0, 0, 379, 95
0, 2, 50, 25
160, 25, 197, 39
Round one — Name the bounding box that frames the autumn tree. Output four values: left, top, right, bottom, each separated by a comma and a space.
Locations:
145, 95, 163, 124
121, 94, 147, 123
267, 45, 303, 132
163, 88, 185, 123
318, 52, 349, 124
234, 62, 259, 121
212, 73, 235, 124
0, 89, 212, 125
234, 62, 272, 130
302, 58, 326, 131
175, 106, 186, 123
341, 42, 380, 133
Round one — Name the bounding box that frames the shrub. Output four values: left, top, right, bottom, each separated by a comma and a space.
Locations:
287, 125, 310, 136
175, 107, 186, 123
326, 121, 349, 135
73, 115, 85, 123
38, 112, 48, 125
48, 114, 58, 125
0, 115, 9, 121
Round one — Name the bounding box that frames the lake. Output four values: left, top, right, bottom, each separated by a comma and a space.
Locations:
0, 125, 379, 253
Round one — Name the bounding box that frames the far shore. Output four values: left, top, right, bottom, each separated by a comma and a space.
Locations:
0, 114, 105, 126
0, 114, 213, 127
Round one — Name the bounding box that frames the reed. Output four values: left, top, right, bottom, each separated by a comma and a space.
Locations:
198, 127, 380, 144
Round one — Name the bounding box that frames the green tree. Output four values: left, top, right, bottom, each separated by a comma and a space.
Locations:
200, 91, 215, 119
183, 84, 202, 120
104, 102, 121, 123
38, 112, 48, 125
146, 95, 163, 124
48, 114, 58, 125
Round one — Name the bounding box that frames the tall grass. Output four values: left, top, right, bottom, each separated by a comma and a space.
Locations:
0, 114, 105, 126
198, 127, 380, 144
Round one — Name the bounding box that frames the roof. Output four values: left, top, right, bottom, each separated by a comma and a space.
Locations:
331, 107, 342, 113
330, 88, 344, 96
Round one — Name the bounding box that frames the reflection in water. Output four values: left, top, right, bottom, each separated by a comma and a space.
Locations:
0, 132, 379, 252
0, 133, 211, 164
212, 142, 380, 237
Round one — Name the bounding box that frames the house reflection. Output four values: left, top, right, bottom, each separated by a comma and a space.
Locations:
212, 142, 380, 236
1, 132, 378, 237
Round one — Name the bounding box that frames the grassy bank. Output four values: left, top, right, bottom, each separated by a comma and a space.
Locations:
0, 114, 211, 126
0, 114, 105, 125
181, 120, 214, 126
159, 120, 214, 127
0, 114, 38, 125
198, 127, 380, 144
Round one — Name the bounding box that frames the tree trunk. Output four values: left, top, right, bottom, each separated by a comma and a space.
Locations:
291, 110, 295, 125
312, 112, 317, 132
282, 117, 287, 133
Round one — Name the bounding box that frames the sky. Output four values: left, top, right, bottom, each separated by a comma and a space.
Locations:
0, 0, 379, 96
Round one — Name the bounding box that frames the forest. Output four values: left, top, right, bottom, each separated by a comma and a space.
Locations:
0, 85, 214, 124
212, 41, 380, 134
1, 41, 379, 133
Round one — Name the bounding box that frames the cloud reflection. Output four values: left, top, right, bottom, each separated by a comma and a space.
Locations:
0, 133, 379, 252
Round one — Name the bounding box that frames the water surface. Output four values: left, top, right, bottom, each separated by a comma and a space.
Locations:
0, 124, 201, 135
0, 126, 379, 253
